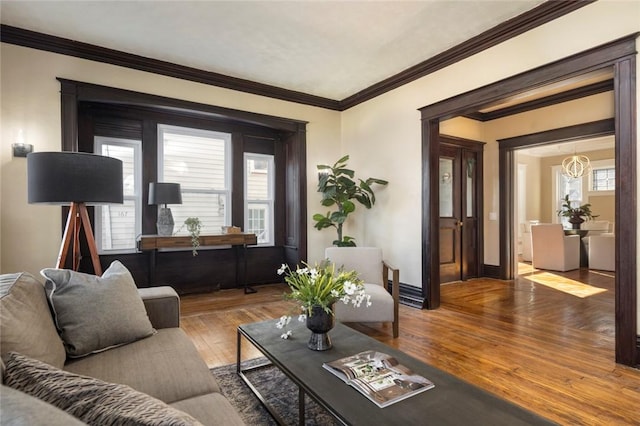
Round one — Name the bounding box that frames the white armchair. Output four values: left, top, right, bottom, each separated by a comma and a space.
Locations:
531, 224, 580, 272
520, 220, 539, 262
325, 247, 399, 338
588, 233, 615, 271
582, 220, 610, 235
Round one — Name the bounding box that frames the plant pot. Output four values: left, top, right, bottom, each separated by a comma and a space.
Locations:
568, 215, 585, 230
306, 305, 334, 351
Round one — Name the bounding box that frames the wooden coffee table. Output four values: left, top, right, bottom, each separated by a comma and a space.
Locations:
237, 319, 555, 425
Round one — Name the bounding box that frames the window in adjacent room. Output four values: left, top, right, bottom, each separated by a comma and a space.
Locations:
94, 137, 142, 253
591, 167, 615, 191
553, 165, 583, 229
244, 153, 274, 246
158, 124, 232, 236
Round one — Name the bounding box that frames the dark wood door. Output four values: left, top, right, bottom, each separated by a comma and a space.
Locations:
439, 144, 480, 283
439, 146, 462, 283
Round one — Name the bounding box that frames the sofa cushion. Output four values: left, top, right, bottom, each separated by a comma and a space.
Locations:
171, 393, 246, 426
0, 272, 66, 369
41, 260, 155, 358
1, 384, 86, 425
65, 328, 220, 404
3, 352, 203, 426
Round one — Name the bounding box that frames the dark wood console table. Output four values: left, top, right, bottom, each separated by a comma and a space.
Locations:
137, 233, 258, 293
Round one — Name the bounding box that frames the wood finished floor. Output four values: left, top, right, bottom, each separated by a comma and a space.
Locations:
180, 265, 640, 425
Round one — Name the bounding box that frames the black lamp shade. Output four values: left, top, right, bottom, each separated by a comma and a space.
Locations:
148, 182, 182, 205
27, 152, 123, 204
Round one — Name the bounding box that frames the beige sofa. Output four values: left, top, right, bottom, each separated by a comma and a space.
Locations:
0, 269, 245, 425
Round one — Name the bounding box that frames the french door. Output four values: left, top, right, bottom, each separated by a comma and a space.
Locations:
439, 137, 483, 284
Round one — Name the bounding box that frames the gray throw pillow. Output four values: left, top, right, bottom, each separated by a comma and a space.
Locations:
3, 352, 203, 426
41, 261, 155, 358
0, 272, 67, 368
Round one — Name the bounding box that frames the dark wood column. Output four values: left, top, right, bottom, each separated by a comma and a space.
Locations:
614, 55, 637, 366
421, 118, 440, 309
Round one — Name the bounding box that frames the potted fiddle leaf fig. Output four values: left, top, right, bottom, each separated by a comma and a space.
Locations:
557, 194, 598, 229
313, 155, 388, 247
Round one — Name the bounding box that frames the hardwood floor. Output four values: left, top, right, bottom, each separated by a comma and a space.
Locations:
180, 266, 639, 425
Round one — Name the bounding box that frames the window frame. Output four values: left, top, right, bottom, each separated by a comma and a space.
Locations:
244, 152, 275, 246
552, 164, 585, 228
588, 159, 615, 196
157, 124, 233, 234
94, 136, 142, 254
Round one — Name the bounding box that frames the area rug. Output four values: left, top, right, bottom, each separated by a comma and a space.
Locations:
211, 358, 339, 426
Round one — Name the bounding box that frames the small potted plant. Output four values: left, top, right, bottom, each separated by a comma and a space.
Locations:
184, 217, 202, 256
557, 194, 598, 230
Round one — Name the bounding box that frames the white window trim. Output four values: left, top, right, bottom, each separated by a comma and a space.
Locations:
157, 124, 233, 227
551, 165, 564, 224
94, 136, 142, 254
244, 153, 274, 246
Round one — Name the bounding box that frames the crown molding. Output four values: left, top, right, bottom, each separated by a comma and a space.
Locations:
339, 1, 593, 109
0, 24, 341, 111
0, 1, 592, 111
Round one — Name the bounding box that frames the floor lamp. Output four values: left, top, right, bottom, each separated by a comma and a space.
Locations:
27, 152, 123, 276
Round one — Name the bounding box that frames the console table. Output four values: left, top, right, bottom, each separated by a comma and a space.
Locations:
137, 233, 257, 293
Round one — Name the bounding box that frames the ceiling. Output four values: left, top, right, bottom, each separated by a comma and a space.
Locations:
478, 69, 613, 113
518, 135, 615, 158
0, 0, 546, 101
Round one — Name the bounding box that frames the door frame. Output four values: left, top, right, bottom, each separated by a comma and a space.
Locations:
419, 35, 637, 366
498, 119, 615, 278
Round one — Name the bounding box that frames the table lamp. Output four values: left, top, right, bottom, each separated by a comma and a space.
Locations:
27, 151, 123, 275
148, 182, 182, 236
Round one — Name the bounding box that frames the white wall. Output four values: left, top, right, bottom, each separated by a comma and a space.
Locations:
0, 44, 341, 276
339, 0, 639, 313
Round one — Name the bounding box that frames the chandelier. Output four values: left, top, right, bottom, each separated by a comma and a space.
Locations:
562, 153, 592, 179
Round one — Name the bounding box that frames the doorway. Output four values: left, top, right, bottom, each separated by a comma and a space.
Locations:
501, 120, 615, 277
439, 136, 484, 283
419, 36, 636, 366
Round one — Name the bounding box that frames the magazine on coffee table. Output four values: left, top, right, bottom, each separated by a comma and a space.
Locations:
323, 350, 434, 408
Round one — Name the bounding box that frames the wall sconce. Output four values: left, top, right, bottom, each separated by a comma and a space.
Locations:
12, 129, 32, 158
12, 143, 33, 158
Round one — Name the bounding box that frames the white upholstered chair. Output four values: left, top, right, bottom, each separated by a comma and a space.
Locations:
588, 233, 615, 271
531, 224, 580, 272
521, 220, 539, 262
325, 247, 399, 338
582, 220, 610, 235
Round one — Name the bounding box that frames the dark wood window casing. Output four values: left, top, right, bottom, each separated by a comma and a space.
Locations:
60, 79, 307, 294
